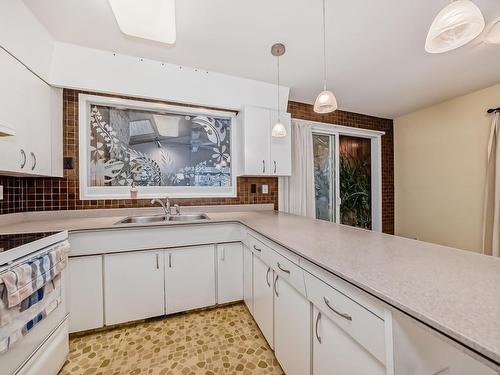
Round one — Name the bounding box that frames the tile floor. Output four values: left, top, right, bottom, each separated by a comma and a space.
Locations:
59, 303, 284, 375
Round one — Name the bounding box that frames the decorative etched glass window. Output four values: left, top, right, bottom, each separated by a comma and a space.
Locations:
79, 94, 237, 199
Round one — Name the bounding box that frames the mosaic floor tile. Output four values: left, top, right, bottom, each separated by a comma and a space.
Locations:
59, 303, 284, 375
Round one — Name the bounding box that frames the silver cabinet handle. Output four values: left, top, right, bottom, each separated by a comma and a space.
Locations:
273, 275, 279, 297
30, 152, 36, 170
221, 247, 225, 261
253, 244, 262, 252
273, 160, 277, 174
168, 253, 172, 268
323, 296, 352, 321
20, 149, 26, 168
277, 262, 290, 274
155, 253, 159, 269
266, 267, 271, 287
262, 160, 265, 173
315, 312, 322, 344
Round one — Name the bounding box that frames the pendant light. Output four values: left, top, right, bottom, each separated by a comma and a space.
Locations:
485, 21, 500, 44
425, 0, 485, 53
314, 0, 337, 114
271, 43, 287, 138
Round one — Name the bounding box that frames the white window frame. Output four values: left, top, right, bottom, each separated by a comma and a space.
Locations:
296, 119, 384, 232
78, 94, 238, 200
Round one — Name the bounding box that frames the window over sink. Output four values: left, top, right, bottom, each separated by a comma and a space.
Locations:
78, 94, 237, 200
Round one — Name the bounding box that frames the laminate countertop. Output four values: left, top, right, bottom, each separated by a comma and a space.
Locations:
0, 209, 499, 367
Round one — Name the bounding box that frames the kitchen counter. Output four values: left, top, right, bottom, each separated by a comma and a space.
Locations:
0, 208, 499, 367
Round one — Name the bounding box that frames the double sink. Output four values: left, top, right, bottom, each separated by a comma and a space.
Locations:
116, 213, 209, 225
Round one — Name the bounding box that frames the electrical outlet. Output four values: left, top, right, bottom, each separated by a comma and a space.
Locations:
261, 184, 269, 194
0, 185, 3, 200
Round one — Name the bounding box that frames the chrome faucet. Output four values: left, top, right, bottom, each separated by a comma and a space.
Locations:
151, 198, 171, 216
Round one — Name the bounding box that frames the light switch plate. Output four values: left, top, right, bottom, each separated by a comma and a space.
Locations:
0, 185, 3, 200
261, 184, 268, 194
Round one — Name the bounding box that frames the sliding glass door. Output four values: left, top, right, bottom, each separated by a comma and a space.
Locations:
313, 134, 336, 222
313, 133, 374, 230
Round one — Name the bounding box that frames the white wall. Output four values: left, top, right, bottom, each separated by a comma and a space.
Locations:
394, 83, 500, 252
49, 42, 290, 111
0, 0, 54, 79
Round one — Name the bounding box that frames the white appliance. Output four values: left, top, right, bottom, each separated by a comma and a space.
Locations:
0, 231, 69, 375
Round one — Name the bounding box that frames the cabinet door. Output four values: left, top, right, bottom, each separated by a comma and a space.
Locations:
68, 256, 104, 333
313, 307, 385, 375
243, 107, 270, 175
166, 245, 216, 314
393, 314, 496, 375
104, 250, 164, 325
269, 111, 292, 176
217, 243, 243, 304
252, 255, 274, 348
243, 245, 254, 314
0, 48, 52, 176
274, 275, 311, 375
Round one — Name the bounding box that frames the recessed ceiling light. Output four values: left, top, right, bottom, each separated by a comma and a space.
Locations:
108, 0, 176, 44
485, 21, 500, 44
425, 0, 485, 54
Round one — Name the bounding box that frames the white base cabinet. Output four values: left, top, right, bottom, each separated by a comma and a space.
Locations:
252, 255, 274, 348
243, 245, 253, 314
393, 313, 496, 375
313, 307, 385, 375
104, 250, 165, 325
68, 256, 103, 333
166, 245, 215, 314
274, 275, 311, 375
217, 243, 243, 304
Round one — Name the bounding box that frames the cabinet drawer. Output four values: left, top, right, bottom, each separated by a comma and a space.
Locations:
247, 234, 271, 264
269, 247, 306, 297
305, 271, 386, 365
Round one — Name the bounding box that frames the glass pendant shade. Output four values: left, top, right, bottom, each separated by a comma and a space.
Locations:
485, 21, 500, 44
272, 121, 287, 138
425, 0, 485, 53
314, 90, 338, 114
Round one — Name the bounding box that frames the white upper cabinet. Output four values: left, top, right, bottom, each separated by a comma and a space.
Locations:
217, 243, 243, 304
0, 48, 62, 177
269, 110, 292, 176
238, 106, 292, 176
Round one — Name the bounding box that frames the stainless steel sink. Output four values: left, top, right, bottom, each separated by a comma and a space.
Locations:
168, 213, 209, 221
115, 213, 209, 225
116, 215, 168, 224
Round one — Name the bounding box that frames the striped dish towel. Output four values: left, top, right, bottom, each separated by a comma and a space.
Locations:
0, 275, 62, 353
0, 241, 69, 308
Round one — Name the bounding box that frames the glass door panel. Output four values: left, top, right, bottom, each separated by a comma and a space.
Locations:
313, 134, 335, 222
339, 135, 372, 229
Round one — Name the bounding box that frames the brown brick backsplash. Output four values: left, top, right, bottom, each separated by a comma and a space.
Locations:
0, 91, 393, 235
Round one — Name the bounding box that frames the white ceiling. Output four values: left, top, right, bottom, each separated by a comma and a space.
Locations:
24, 0, 500, 119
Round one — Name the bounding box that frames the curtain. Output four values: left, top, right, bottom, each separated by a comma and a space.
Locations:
482, 112, 500, 257
278, 120, 316, 218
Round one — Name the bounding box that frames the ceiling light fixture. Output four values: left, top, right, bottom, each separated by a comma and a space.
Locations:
485, 21, 500, 44
108, 0, 176, 44
425, 0, 485, 53
271, 43, 287, 138
314, 0, 338, 114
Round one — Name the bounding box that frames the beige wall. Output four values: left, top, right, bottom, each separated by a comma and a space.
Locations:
394, 83, 500, 252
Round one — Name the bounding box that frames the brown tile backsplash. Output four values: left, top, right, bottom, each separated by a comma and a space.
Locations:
0, 91, 393, 235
